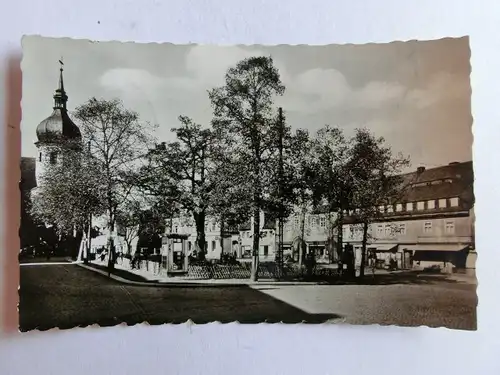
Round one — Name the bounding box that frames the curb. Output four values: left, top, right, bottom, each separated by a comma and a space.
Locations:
76, 262, 320, 287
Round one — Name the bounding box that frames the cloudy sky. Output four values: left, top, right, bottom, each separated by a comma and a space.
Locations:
21, 36, 472, 171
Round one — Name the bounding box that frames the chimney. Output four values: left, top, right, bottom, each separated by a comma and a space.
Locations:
417, 166, 426, 174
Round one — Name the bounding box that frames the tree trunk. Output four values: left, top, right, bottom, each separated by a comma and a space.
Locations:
336, 208, 344, 274
107, 218, 116, 275
220, 213, 225, 261
298, 202, 307, 267
194, 211, 206, 261
250, 206, 260, 282
359, 221, 369, 278
85, 220, 91, 264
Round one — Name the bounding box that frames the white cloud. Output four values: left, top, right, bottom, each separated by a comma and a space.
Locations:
406, 71, 471, 109
100, 68, 163, 93
97, 52, 470, 133
281, 67, 470, 114
185, 45, 266, 87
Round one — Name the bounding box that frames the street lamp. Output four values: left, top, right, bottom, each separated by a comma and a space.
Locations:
85, 140, 92, 264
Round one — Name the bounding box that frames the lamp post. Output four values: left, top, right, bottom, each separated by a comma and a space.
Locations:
85, 140, 92, 264
275, 107, 285, 280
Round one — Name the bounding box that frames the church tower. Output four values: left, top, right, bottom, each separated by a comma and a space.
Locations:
34, 62, 82, 188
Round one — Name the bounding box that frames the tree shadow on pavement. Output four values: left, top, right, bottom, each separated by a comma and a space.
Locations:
19, 264, 343, 331
86, 263, 152, 282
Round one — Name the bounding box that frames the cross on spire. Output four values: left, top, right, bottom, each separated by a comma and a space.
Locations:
53, 57, 68, 110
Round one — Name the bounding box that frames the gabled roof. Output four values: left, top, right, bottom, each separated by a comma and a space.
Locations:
396, 161, 474, 205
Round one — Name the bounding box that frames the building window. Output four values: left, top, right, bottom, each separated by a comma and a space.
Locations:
396, 204, 403, 212
49, 151, 58, 164
310, 217, 318, 227
211, 241, 216, 252
320, 217, 326, 228
450, 197, 459, 207
294, 217, 299, 228
398, 223, 406, 235
423, 221, 432, 234
39, 152, 42, 162
387, 205, 394, 213
377, 225, 383, 237
263, 245, 269, 256
384, 224, 392, 236
445, 220, 455, 234
439, 199, 447, 208
427, 200, 436, 209
174, 226, 178, 233
417, 201, 425, 210
211, 222, 216, 232
406, 202, 413, 211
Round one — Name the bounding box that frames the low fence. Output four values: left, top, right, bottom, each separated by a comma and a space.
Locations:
183, 262, 342, 280
110, 256, 341, 280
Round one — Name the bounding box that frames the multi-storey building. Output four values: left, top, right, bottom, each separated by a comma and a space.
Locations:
347, 161, 475, 273
167, 215, 240, 261
238, 210, 277, 261
279, 161, 475, 273
165, 210, 277, 261
163, 161, 475, 273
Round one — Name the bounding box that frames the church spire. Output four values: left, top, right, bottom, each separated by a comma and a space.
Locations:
53, 58, 68, 110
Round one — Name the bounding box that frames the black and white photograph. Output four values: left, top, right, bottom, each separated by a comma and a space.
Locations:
19, 35, 476, 332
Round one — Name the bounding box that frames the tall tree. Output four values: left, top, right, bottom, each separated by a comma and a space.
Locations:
308, 125, 352, 269
140, 116, 214, 260
285, 129, 315, 266
209, 56, 286, 281
73, 98, 154, 272
30, 148, 106, 254
347, 128, 410, 278
114, 198, 144, 256
208, 134, 253, 258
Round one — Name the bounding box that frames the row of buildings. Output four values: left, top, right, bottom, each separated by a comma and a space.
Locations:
165, 160, 475, 274
22, 64, 476, 274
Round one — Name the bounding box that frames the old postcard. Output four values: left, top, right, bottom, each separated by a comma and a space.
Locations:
19, 36, 476, 331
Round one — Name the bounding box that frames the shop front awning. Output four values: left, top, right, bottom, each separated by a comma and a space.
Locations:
402, 244, 469, 252
367, 244, 398, 252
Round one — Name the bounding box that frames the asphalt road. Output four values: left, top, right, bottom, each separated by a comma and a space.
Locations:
19, 261, 477, 331
19, 263, 338, 331
255, 282, 477, 330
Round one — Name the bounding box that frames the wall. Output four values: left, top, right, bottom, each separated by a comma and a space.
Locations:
343, 215, 474, 246
34, 143, 61, 187
240, 228, 275, 260
169, 216, 239, 260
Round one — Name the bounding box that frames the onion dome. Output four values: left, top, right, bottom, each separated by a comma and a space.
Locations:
36, 63, 82, 143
